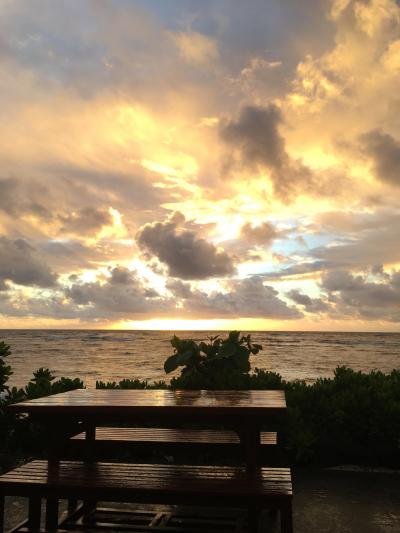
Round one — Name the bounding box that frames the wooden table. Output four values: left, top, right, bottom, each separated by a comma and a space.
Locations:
10, 389, 287, 529
10, 389, 286, 470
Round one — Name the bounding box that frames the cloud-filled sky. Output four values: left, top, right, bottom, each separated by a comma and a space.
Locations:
0, 0, 399, 331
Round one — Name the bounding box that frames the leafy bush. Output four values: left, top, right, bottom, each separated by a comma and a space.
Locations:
165, 331, 262, 388
96, 379, 168, 389
282, 366, 400, 466
0, 341, 12, 393
0, 334, 399, 470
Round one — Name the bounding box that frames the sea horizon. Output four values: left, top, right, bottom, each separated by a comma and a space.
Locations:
1, 327, 400, 333
2, 330, 399, 389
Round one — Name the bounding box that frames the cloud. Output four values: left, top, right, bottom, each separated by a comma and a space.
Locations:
171, 31, 219, 65
0, 268, 303, 322
263, 209, 400, 281
221, 104, 285, 169
287, 289, 329, 313
240, 220, 279, 246
321, 269, 400, 321
64, 266, 167, 318
360, 129, 400, 187
220, 105, 314, 198
136, 212, 235, 280
0, 177, 51, 219
310, 211, 400, 269
59, 207, 113, 235
263, 261, 329, 280
39, 239, 131, 274
168, 276, 302, 319
0, 236, 57, 288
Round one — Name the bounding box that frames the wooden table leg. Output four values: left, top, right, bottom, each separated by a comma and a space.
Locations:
280, 501, 293, 533
68, 498, 78, 514
82, 421, 97, 520
28, 496, 41, 530
45, 497, 59, 531
85, 422, 96, 460
240, 423, 261, 531
244, 424, 261, 473
248, 503, 261, 532
0, 494, 5, 533
43, 416, 73, 531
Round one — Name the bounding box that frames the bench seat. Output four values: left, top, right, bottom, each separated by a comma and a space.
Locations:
71, 427, 277, 445
0, 460, 292, 532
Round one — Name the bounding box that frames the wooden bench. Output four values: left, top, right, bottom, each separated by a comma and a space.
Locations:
71, 427, 277, 446
0, 460, 293, 532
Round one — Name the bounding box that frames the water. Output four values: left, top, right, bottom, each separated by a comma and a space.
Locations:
1, 330, 399, 388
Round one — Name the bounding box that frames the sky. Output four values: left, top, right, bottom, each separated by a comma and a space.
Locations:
0, 0, 400, 331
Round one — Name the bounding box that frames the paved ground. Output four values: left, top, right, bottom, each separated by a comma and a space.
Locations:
3, 468, 400, 532
292, 468, 400, 533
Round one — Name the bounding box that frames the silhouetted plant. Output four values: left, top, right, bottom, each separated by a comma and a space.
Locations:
1, 334, 400, 470
164, 331, 262, 385
96, 378, 168, 389
0, 341, 12, 393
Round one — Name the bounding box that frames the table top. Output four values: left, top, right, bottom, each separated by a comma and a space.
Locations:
9, 389, 286, 417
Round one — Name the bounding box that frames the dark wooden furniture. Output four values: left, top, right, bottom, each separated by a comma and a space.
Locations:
2, 389, 292, 532
71, 427, 278, 445
0, 461, 293, 533
9, 389, 286, 470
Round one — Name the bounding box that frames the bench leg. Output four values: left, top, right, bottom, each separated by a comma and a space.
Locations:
248, 504, 261, 532
81, 500, 97, 523
280, 501, 293, 533
0, 495, 4, 533
68, 498, 78, 514
45, 497, 59, 531
82, 423, 97, 518
28, 496, 41, 530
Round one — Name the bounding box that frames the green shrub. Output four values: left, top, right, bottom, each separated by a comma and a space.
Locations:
166, 331, 262, 389
0, 334, 399, 470
96, 379, 168, 389
0, 341, 12, 393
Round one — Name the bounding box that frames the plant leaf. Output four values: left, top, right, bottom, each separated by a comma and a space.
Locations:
177, 350, 194, 365
164, 355, 179, 373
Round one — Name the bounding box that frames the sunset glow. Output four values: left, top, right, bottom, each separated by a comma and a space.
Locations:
0, 0, 399, 331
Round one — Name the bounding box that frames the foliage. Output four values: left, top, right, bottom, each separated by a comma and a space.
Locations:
96, 379, 168, 389
164, 331, 262, 387
0, 343, 84, 472
282, 366, 400, 466
1, 334, 400, 471
0, 341, 12, 393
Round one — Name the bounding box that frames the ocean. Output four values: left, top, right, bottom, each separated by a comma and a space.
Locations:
1, 330, 399, 389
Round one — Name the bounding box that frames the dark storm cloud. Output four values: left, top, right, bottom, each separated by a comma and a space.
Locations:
42, 164, 171, 229
286, 289, 329, 313
0, 269, 302, 322
360, 129, 400, 186
167, 276, 302, 319
240, 220, 279, 246
59, 207, 113, 234
0, 177, 51, 219
264, 210, 400, 280
137, 212, 235, 280
221, 105, 285, 169
220, 105, 314, 198
0, 236, 57, 287
64, 266, 167, 317
263, 261, 329, 280
321, 270, 400, 322
0, 0, 335, 107
39, 239, 132, 273
310, 218, 400, 269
